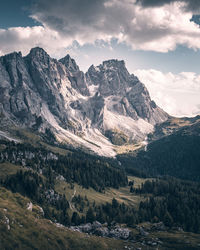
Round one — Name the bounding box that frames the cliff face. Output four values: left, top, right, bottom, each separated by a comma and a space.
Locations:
0, 47, 168, 156
86, 59, 167, 126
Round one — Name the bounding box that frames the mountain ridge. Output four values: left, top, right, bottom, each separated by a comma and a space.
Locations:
0, 47, 168, 156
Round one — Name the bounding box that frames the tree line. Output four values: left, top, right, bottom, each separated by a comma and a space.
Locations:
0, 140, 127, 191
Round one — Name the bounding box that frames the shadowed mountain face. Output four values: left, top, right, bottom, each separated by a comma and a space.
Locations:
0, 47, 168, 156
118, 118, 200, 182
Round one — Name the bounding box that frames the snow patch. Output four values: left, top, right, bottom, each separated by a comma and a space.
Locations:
88, 84, 99, 96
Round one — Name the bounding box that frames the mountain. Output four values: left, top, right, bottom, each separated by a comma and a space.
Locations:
1, 48, 200, 249
0, 47, 168, 156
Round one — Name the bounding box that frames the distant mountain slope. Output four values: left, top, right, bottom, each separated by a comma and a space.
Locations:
148, 115, 200, 141
118, 118, 200, 182
0, 47, 168, 156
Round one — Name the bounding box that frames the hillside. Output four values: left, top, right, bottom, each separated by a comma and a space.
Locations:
1, 172, 200, 249
118, 118, 200, 182
0, 47, 200, 249
0, 187, 130, 250
0, 123, 200, 249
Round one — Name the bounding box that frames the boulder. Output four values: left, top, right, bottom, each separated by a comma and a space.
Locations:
94, 227, 110, 237
79, 223, 92, 233
139, 227, 149, 236
92, 221, 102, 230
151, 222, 166, 231
109, 227, 130, 240
27, 202, 33, 211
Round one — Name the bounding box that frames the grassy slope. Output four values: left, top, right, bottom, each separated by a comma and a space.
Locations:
0, 127, 72, 156
0, 187, 130, 250
0, 162, 22, 180
131, 222, 200, 250
1, 125, 200, 249
55, 176, 149, 211
150, 116, 200, 141
1, 187, 200, 250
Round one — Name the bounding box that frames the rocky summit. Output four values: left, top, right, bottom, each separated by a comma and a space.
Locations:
0, 47, 168, 156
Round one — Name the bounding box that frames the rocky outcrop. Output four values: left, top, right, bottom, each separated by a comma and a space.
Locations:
0, 51, 40, 126
70, 221, 131, 240
59, 55, 89, 96
0, 48, 68, 130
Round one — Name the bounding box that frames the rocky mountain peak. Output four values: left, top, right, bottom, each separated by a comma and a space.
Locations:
86, 58, 168, 133
87, 59, 128, 80
0, 50, 27, 90
102, 59, 126, 69
59, 54, 80, 72
0, 47, 168, 157
86, 59, 138, 97
59, 54, 89, 96
28, 47, 49, 58
25, 47, 51, 68
1, 51, 22, 61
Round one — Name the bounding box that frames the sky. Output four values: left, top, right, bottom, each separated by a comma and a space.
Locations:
0, 0, 200, 117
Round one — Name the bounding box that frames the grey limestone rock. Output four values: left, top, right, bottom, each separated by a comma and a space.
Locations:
109, 226, 131, 239
60, 54, 89, 96
0, 47, 169, 155
86, 59, 168, 125
94, 227, 110, 237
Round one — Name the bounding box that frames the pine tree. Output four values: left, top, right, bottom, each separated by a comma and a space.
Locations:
112, 198, 119, 209
86, 207, 95, 223
164, 211, 173, 227
130, 186, 134, 193
71, 212, 80, 225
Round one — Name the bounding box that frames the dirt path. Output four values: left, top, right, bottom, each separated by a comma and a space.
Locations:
69, 188, 76, 210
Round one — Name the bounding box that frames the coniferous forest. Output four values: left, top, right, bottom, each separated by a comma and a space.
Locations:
118, 132, 200, 181
0, 139, 200, 234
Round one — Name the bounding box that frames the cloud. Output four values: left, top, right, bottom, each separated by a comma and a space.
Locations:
134, 69, 200, 117
0, 26, 75, 57
136, 0, 200, 13
29, 0, 200, 52
1, 0, 200, 56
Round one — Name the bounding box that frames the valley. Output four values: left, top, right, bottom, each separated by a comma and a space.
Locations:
0, 47, 199, 249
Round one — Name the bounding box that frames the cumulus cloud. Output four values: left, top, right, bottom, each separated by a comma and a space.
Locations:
136, 0, 200, 13
0, 0, 200, 56
134, 69, 200, 117
30, 0, 200, 52
0, 26, 75, 57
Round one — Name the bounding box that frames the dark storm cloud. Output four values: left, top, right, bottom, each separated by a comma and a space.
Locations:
136, 0, 200, 13
31, 0, 139, 45
32, 0, 108, 35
